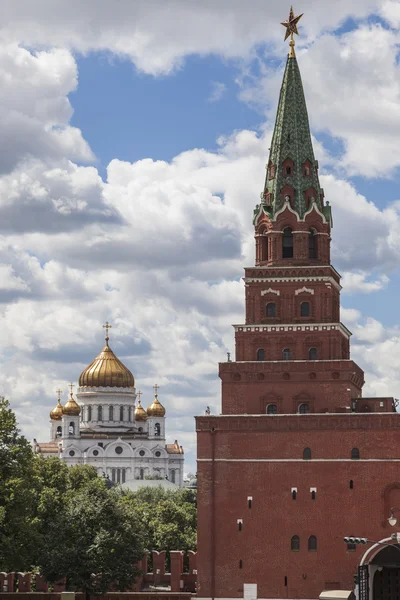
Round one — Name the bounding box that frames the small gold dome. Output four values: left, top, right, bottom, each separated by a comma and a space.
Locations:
50, 393, 64, 421
63, 391, 81, 416
135, 398, 147, 421
79, 334, 134, 389
147, 393, 166, 417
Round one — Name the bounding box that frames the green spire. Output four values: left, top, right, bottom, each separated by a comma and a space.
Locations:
256, 55, 331, 224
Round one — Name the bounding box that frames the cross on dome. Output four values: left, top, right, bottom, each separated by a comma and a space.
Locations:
56, 388, 63, 401
137, 390, 142, 402
69, 382, 75, 396
103, 321, 112, 343
153, 383, 160, 397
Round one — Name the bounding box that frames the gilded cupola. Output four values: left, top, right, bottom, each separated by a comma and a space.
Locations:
63, 385, 81, 416
147, 384, 166, 417
135, 394, 147, 421
50, 389, 64, 421
78, 322, 135, 389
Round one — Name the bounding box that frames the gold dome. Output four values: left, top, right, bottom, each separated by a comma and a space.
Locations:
147, 393, 166, 417
78, 332, 134, 389
135, 398, 147, 421
50, 391, 64, 421
63, 391, 81, 416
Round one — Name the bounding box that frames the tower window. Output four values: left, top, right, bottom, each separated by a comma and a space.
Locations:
292, 489, 297, 500
56, 426, 62, 438
69, 422, 75, 435
311, 490, 316, 500
120, 406, 124, 421
109, 405, 113, 421
309, 347, 317, 360
154, 423, 161, 436
128, 406, 132, 422
301, 302, 310, 317
282, 348, 291, 360
299, 404, 310, 415
309, 229, 317, 258
308, 536, 317, 551
248, 497, 252, 509
239, 560, 243, 569
88, 405, 92, 421
238, 521, 242, 531
267, 404, 277, 415
291, 535, 300, 551
350, 480, 354, 489
266, 302, 276, 317
351, 448, 360, 460
170, 470, 176, 484
286, 166, 292, 176
257, 348, 265, 361
282, 227, 294, 258
303, 447, 312, 460
98, 406, 102, 422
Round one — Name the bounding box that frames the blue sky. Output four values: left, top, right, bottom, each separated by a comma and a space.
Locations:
1, 0, 400, 474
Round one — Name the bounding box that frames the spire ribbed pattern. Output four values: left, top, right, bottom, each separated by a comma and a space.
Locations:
259, 55, 330, 221
79, 343, 135, 388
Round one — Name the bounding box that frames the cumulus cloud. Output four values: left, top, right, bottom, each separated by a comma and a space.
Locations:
341, 271, 389, 294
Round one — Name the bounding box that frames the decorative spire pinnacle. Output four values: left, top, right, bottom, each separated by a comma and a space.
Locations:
137, 390, 142, 403
56, 388, 62, 403
281, 6, 303, 58
68, 382, 75, 397
102, 321, 112, 345
153, 383, 160, 398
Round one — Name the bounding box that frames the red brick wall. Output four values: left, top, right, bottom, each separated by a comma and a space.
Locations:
196, 414, 400, 599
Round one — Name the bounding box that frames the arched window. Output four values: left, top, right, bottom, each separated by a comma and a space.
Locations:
303, 447, 312, 460
292, 489, 297, 500
139, 468, 144, 480
309, 229, 317, 258
98, 406, 102, 422
266, 302, 276, 317
351, 448, 360, 460
299, 404, 310, 414
282, 228, 294, 259
308, 536, 317, 551
257, 348, 265, 361
88, 405, 92, 421
309, 347, 317, 360
283, 348, 291, 360
267, 404, 277, 415
154, 423, 161, 436
170, 470, 176, 484
301, 302, 310, 317
56, 426, 62, 438
69, 422, 75, 435
291, 535, 300, 551
109, 406, 113, 421
120, 406, 124, 421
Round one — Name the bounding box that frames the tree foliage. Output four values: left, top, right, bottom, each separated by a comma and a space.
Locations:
0, 401, 197, 591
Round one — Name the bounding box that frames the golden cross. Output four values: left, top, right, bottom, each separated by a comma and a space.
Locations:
103, 321, 112, 341
56, 389, 63, 402
153, 383, 160, 397
69, 382, 75, 395
137, 390, 142, 403
281, 6, 303, 57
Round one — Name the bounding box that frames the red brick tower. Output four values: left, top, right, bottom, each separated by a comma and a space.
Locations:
196, 9, 399, 600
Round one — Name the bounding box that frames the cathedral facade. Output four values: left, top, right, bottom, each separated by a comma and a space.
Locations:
34, 325, 184, 487
196, 10, 400, 600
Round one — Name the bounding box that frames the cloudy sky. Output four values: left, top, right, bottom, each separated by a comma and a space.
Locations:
1, 0, 400, 474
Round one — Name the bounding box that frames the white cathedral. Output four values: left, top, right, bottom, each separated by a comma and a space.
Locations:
33, 323, 184, 487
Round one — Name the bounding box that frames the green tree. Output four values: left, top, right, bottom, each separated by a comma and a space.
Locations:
124, 487, 197, 554
0, 397, 37, 571
38, 477, 145, 596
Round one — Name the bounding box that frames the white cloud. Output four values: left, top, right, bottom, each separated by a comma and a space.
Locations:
208, 81, 227, 103
341, 271, 389, 294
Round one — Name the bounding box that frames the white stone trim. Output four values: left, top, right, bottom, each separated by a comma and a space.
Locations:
303, 198, 328, 224
233, 322, 352, 338
291, 487, 297, 493
78, 386, 136, 394
261, 288, 280, 296
294, 286, 314, 295
310, 487, 317, 493
197, 458, 400, 463
273, 197, 301, 221
244, 275, 342, 292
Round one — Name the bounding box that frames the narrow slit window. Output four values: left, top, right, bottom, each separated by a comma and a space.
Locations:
238, 521, 242, 531
301, 301, 310, 317
239, 560, 243, 569
292, 490, 297, 500
350, 480, 354, 489
248, 498, 252, 509
311, 490, 316, 500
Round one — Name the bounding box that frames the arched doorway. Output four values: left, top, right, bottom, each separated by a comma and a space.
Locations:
372, 544, 400, 599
